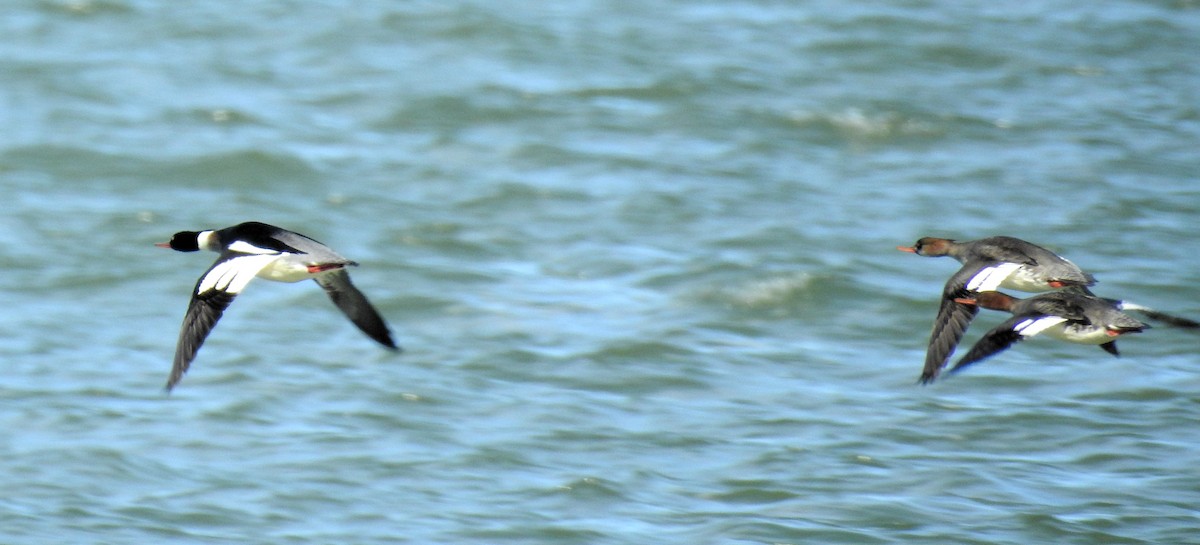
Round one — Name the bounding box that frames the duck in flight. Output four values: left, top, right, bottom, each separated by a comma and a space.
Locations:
898, 236, 1095, 383
947, 289, 1147, 376
900, 236, 1199, 383
156, 221, 398, 391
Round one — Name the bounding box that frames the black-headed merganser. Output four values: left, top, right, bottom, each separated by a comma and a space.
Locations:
156, 221, 398, 391
945, 290, 1146, 378
898, 236, 1096, 384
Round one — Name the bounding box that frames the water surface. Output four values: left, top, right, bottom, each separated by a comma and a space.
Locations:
2, 1, 1199, 543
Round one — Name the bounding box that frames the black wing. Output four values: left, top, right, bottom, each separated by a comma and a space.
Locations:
947, 313, 1069, 376
946, 318, 1029, 376
918, 261, 1006, 384
920, 295, 979, 384
166, 290, 237, 391
314, 269, 399, 350
164, 253, 278, 392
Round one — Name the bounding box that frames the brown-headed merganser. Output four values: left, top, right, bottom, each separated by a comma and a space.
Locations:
898, 236, 1096, 383
945, 290, 1146, 378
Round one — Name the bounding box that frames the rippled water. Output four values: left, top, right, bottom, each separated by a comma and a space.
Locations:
2, 1, 1199, 543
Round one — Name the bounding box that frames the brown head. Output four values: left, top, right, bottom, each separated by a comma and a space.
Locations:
896, 237, 955, 257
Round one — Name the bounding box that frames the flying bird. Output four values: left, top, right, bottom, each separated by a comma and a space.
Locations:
948, 290, 1146, 376
898, 236, 1094, 383
156, 221, 398, 391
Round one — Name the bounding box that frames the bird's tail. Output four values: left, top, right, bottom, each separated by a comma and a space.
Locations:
1117, 301, 1200, 329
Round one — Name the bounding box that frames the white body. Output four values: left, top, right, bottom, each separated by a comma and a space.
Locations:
195, 230, 327, 292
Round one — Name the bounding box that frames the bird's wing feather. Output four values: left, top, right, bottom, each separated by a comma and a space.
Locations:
165, 253, 279, 391
313, 269, 398, 350
963, 262, 1023, 292
949, 315, 1067, 376
920, 296, 978, 384
919, 263, 1002, 384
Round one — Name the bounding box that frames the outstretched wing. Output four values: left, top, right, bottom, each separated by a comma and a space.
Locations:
313, 269, 399, 350
165, 253, 279, 392
918, 261, 1017, 383
962, 261, 1023, 293
920, 295, 978, 384
948, 314, 1068, 376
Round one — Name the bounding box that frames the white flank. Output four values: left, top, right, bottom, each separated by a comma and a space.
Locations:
255, 255, 320, 283
197, 255, 280, 294
1013, 316, 1068, 337
1049, 323, 1112, 345
966, 262, 1023, 292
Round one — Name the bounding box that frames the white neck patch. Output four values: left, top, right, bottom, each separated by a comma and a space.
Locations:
198, 230, 219, 251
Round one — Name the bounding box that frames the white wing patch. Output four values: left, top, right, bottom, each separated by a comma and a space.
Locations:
966, 262, 1023, 292
1013, 316, 1068, 337
197, 254, 280, 295
227, 240, 283, 255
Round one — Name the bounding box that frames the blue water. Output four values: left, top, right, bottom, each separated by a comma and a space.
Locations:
2, 1, 1199, 543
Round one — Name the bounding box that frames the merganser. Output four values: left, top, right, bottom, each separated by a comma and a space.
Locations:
156, 221, 398, 391
945, 290, 1146, 378
898, 236, 1096, 384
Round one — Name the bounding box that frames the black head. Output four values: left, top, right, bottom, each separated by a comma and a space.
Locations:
156, 230, 202, 252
